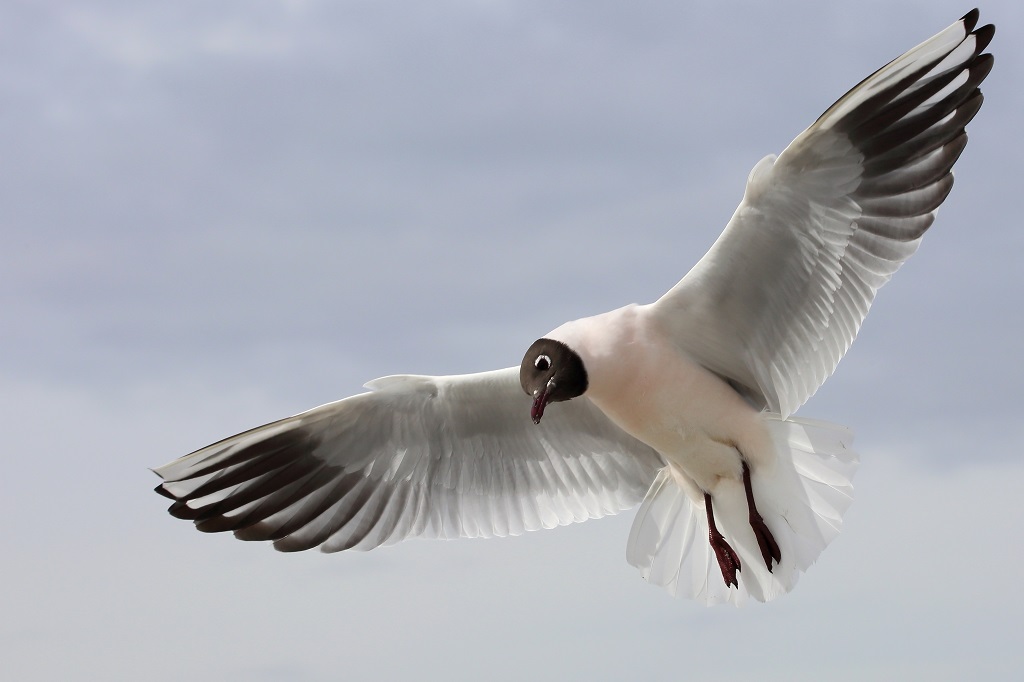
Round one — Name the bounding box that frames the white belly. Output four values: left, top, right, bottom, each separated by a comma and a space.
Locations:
554, 304, 777, 494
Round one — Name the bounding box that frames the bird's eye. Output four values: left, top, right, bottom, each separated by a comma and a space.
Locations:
534, 354, 551, 371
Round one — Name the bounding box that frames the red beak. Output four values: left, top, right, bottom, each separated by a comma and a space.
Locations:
531, 387, 550, 424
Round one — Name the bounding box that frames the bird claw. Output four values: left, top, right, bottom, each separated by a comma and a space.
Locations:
710, 531, 741, 588
743, 462, 781, 572
750, 512, 781, 572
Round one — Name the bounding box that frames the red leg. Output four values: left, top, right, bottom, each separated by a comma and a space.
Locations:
743, 462, 781, 571
704, 492, 741, 588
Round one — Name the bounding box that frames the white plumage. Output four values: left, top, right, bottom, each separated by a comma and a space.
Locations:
154, 11, 993, 605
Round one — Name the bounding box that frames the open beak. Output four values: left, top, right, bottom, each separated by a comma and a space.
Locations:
531, 379, 556, 424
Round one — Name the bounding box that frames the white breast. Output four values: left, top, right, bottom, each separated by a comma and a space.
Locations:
548, 304, 776, 494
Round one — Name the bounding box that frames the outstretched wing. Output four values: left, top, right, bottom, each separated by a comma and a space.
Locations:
653, 10, 993, 418
154, 368, 664, 552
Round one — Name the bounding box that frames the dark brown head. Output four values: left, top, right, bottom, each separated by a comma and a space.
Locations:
520, 338, 589, 424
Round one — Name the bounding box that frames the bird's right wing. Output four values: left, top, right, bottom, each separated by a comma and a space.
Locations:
154, 367, 664, 552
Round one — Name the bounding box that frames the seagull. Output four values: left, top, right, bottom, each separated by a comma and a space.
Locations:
154, 10, 994, 605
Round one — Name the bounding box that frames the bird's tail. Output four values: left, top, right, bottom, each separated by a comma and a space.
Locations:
625, 415, 858, 605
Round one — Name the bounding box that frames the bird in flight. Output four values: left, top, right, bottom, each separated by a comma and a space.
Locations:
155, 10, 994, 605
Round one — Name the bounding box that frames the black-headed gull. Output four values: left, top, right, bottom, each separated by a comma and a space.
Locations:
155, 11, 994, 605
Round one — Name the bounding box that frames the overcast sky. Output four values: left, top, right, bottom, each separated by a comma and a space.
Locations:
4, 1, 1022, 680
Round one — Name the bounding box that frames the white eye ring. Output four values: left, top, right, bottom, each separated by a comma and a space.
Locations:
534, 354, 551, 371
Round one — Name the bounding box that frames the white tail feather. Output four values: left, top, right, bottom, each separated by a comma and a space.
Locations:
626, 415, 858, 605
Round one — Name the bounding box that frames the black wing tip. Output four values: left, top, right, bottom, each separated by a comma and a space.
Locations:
271, 540, 313, 553
961, 9, 980, 33
973, 52, 995, 81
970, 90, 985, 116
153, 483, 176, 500
962, 7, 995, 56
168, 499, 205, 520
973, 23, 995, 56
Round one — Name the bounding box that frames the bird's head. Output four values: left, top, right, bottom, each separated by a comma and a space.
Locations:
519, 338, 589, 424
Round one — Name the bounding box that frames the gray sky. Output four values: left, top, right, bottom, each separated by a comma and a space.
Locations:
4, 1, 1022, 679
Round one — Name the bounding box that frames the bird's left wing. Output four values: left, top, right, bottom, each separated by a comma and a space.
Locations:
154, 367, 664, 552
652, 11, 993, 418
